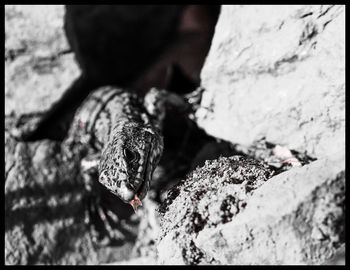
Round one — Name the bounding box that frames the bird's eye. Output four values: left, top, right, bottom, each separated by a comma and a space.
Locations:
123, 148, 136, 162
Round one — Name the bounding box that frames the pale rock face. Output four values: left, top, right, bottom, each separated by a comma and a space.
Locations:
156, 151, 344, 265
197, 5, 345, 158
5, 5, 80, 116
194, 152, 345, 265
157, 5, 345, 265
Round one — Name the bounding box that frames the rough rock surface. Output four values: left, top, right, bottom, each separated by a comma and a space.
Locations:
5, 5, 80, 116
194, 152, 345, 264
157, 152, 344, 265
5, 126, 94, 264
5, 6, 88, 264
196, 5, 345, 158
157, 156, 274, 264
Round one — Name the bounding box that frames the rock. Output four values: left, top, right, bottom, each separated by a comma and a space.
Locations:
5, 5, 80, 116
322, 244, 345, 265
107, 256, 158, 265
157, 152, 344, 265
196, 5, 345, 158
4, 7, 89, 259
4, 127, 97, 264
157, 156, 274, 264
194, 151, 344, 264
131, 198, 161, 260
190, 6, 345, 263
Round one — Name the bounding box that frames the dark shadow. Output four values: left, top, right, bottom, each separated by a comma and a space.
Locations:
5, 181, 85, 233
19, 5, 221, 142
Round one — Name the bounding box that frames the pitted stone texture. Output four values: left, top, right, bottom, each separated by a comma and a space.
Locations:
197, 5, 345, 158
194, 151, 345, 264
157, 156, 273, 265
5, 5, 80, 116
4, 130, 96, 265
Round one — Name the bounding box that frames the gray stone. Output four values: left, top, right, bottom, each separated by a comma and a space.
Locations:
4, 6, 93, 264
4, 128, 97, 264
157, 152, 344, 265
196, 5, 345, 158
189, 6, 345, 264
5, 5, 80, 116
157, 156, 274, 265
194, 151, 344, 264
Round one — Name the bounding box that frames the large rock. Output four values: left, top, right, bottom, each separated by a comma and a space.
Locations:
156, 152, 344, 265
157, 156, 274, 264
4, 131, 96, 264
5, 5, 80, 116
194, 152, 344, 264
190, 5, 345, 264
196, 5, 345, 158
5, 6, 89, 264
